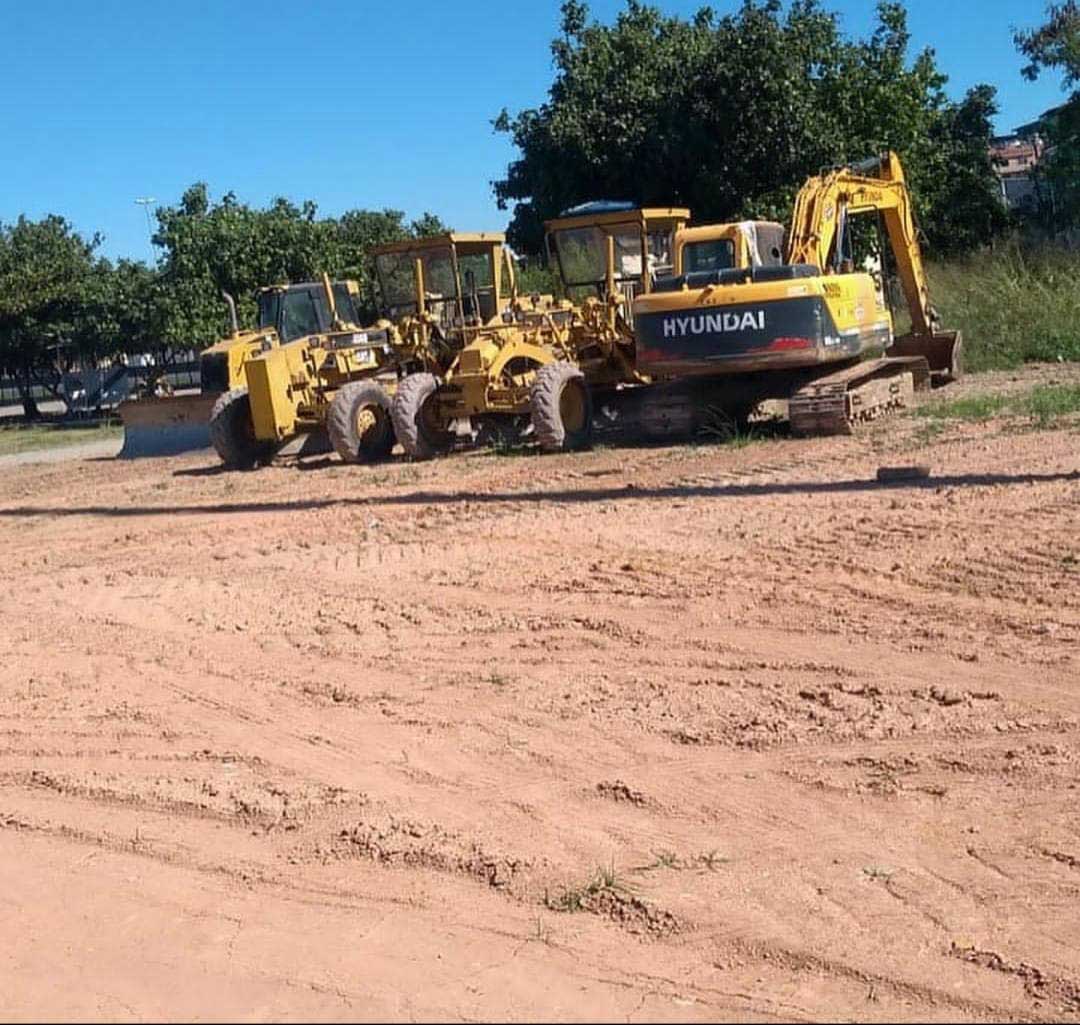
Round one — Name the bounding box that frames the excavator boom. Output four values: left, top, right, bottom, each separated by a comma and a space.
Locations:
787, 151, 935, 337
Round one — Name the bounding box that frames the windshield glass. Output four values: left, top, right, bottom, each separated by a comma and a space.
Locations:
257, 290, 281, 330
551, 225, 643, 289
375, 246, 459, 320
281, 290, 323, 342
332, 283, 359, 325
682, 238, 736, 275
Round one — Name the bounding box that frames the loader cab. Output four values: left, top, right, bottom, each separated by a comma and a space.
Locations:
543, 204, 690, 324
372, 233, 514, 334
256, 280, 362, 343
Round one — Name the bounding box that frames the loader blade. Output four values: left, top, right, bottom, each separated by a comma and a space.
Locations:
117, 394, 218, 458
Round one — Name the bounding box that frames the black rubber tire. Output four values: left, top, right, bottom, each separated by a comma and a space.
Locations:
209, 388, 275, 469
391, 373, 454, 460
327, 380, 395, 464
530, 362, 593, 452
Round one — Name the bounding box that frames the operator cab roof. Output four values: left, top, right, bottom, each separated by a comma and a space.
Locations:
372, 232, 506, 256
544, 206, 690, 231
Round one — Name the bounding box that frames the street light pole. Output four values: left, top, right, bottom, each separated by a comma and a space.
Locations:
134, 197, 156, 241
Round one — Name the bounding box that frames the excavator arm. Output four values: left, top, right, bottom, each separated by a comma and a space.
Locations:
786, 151, 935, 337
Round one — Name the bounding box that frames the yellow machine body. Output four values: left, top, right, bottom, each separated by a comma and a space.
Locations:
634, 152, 960, 384
541, 206, 691, 388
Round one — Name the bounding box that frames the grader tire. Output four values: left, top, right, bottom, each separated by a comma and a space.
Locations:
391, 373, 453, 460
327, 381, 395, 464
209, 388, 275, 469
530, 362, 593, 452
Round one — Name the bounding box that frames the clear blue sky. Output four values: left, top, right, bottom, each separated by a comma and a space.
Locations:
0, 0, 1064, 263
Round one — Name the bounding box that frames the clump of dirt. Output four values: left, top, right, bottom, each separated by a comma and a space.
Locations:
595, 779, 650, 806
330, 814, 528, 890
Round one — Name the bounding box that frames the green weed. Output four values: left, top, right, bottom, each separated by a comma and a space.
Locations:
915, 383, 1080, 426
545, 861, 635, 913
924, 243, 1080, 371
0, 422, 120, 456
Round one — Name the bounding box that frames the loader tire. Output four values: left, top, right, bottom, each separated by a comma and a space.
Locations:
391, 373, 453, 460
209, 388, 275, 469
327, 381, 395, 464
530, 361, 593, 452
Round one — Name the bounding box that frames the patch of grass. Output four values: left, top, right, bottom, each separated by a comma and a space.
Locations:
1018, 383, 1080, 425
545, 861, 635, 913
915, 383, 1080, 427
0, 422, 121, 456
923, 242, 1080, 371
913, 394, 1010, 422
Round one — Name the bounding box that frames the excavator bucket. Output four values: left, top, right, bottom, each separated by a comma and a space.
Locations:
117, 394, 218, 458
887, 330, 963, 386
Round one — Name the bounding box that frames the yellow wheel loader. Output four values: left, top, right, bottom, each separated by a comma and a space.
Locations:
631, 151, 961, 435
210, 274, 402, 469
117, 278, 363, 457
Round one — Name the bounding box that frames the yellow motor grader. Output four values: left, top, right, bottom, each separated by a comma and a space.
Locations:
387, 234, 576, 459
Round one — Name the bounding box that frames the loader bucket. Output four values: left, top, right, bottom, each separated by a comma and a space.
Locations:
117, 394, 218, 458
887, 330, 963, 386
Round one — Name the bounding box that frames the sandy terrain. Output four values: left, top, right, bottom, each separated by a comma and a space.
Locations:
1, 364, 1079, 1022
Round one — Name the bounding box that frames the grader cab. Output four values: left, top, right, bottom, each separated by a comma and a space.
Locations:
387, 234, 576, 458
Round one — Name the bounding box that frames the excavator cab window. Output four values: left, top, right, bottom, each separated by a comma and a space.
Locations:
682, 238, 736, 275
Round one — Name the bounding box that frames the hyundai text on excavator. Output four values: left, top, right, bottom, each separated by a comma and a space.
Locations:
631, 151, 961, 435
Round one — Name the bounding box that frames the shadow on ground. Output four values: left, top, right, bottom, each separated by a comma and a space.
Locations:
1, 470, 1076, 519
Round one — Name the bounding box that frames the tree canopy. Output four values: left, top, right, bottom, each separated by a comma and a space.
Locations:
493, 0, 1007, 255
0, 192, 448, 415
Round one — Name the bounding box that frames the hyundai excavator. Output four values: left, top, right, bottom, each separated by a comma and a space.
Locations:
632, 151, 962, 435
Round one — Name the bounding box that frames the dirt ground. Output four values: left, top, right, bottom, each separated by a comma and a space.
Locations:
1, 363, 1079, 1022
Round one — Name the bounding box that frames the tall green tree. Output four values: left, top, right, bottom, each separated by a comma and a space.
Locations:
0, 216, 99, 418
494, 0, 1004, 255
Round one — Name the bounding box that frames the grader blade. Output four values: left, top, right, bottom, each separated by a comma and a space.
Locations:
117, 394, 218, 458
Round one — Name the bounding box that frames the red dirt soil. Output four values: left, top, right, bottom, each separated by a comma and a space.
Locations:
1, 365, 1079, 1021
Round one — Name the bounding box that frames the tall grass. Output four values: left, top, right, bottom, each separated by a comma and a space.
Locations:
926, 242, 1080, 371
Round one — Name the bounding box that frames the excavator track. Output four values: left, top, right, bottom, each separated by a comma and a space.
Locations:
788, 356, 931, 436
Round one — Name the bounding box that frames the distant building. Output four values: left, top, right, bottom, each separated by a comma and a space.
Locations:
990, 132, 1046, 215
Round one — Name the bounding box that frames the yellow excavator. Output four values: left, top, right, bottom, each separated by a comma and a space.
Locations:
632, 151, 961, 434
